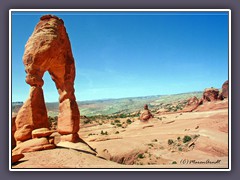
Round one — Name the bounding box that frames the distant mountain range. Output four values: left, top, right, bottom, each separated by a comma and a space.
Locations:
12, 91, 203, 117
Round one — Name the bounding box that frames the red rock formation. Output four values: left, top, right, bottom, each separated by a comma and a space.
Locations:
32, 128, 55, 139
12, 153, 24, 164
203, 88, 219, 101
14, 15, 80, 145
13, 138, 56, 154
182, 96, 199, 112
140, 104, 153, 121
12, 115, 17, 149
221, 80, 229, 98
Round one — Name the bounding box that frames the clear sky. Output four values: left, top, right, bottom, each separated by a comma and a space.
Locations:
11, 11, 229, 102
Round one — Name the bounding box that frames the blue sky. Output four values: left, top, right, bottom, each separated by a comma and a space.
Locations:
11, 11, 229, 102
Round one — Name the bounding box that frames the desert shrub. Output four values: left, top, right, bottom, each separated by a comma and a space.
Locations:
111, 122, 115, 125
177, 137, 181, 140
178, 147, 182, 151
115, 131, 119, 134
193, 134, 200, 139
116, 123, 122, 127
101, 130, 108, 135
114, 120, 120, 123
119, 114, 127, 118
138, 154, 145, 159
172, 161, 177, 164
89, 116, 96, 121
48, 116, 54, 122
168, 139, 174, 145
83, 119, 91, 124
183, 135, 192, 143
126, 119, 132, 124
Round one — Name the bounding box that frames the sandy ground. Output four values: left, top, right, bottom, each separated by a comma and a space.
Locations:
12, 100, 229, 169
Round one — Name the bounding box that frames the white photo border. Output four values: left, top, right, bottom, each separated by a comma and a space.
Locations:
9, 9, 231, 172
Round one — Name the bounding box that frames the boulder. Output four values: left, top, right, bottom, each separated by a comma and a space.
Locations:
182, 96, 199, 112
203, 88, 219, 101
12, 137, 55, 154
140, 109, 153, 121
12, 153, 24, 164
140, 104, 154, 121
221, 80, 229, 98
32, 128, 55, 138
14, 124, 33, 142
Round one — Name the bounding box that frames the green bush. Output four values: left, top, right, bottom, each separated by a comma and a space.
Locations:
138, 154, 145, 159
126, 119, 132, 124
83, 119, 90, 124
101, 130, 108, 135
168, 139, 174, 145
183, 135, 192, 143
119, 114, 127, 118
116, 123, 122, 127
172, 161, 177, 164
114, 120, 120, 123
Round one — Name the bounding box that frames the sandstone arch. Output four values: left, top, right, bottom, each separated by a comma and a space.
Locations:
14, 15, 80, 144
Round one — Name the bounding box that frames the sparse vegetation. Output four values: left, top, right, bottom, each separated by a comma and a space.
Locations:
168, 139, 174, 145
88, 133, 97, 136
193, 134, 200, 139
119, 114, 127, 118
100, 130, 108, 135
115, 131, 119, 134
183, 135, 192, 143
126, 119, 132, 124
116, 123, 122, 127
138, 154, 145, 159
83, 118, 91, 124
160, 146, 164, 150
172, 161, 177, 164
114, 120, 120, 123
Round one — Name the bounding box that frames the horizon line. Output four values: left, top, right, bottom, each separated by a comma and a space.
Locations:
12, 90, 205, 103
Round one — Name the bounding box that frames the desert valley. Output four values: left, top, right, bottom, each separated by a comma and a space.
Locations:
12, 82, 229, 169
